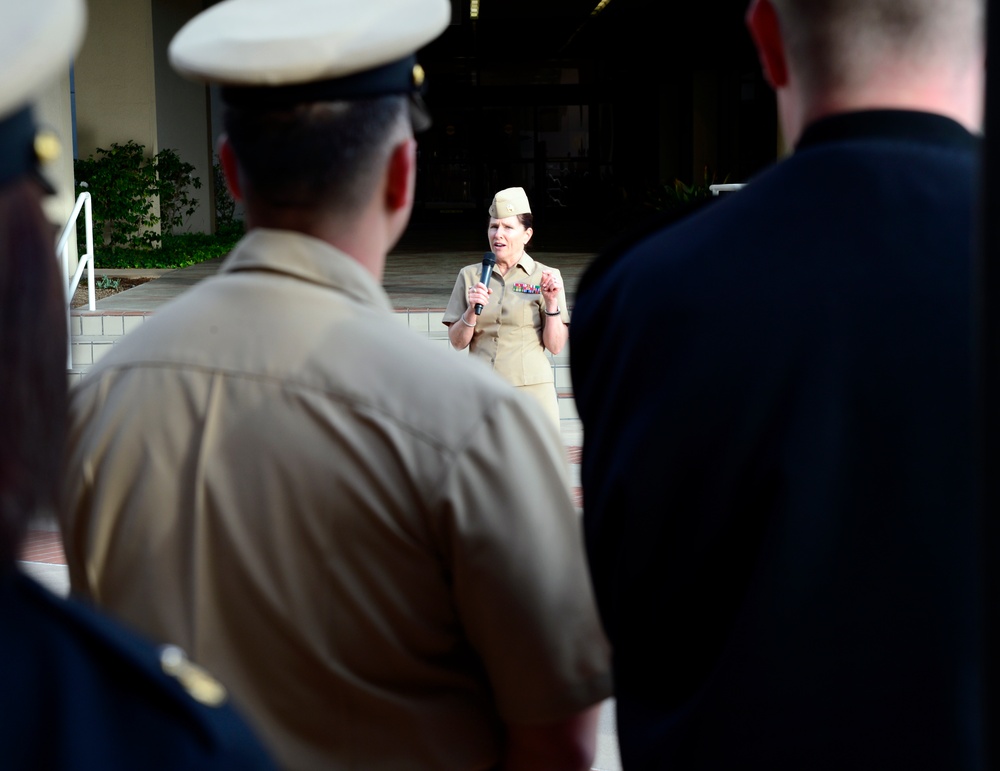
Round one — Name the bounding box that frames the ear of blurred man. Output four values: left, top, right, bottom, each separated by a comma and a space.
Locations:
746, 0, 789, 89
217, 136, 244, 205
384, 136, 416, 248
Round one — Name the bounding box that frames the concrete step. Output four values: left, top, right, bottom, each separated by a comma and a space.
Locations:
71, 310, 153, 338
71, 308, 575, 398
68, 311, 150, 377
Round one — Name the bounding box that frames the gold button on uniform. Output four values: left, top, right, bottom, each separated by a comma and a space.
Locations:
159, 645, 228, 707
33, 129, 61, 163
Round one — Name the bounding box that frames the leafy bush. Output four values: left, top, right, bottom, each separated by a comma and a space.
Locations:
156, 148, 202, 235
213, 156, 236, 227
75, 141, 160, 249
94, 229, 244, 270
74, 141, 202, 249
95, 274, 121, 291
645, 167, 731, 213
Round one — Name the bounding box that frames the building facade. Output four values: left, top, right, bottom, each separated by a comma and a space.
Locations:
50, 0, 778, 246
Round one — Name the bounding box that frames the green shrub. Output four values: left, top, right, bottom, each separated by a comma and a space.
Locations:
94, 228, 245, 270
95, 274, 121, 291
74, 141, 203, 249
213, 156, 236, 227
156, 148, 202, 235
75, 141, 160, 249
645, 167, 731, 213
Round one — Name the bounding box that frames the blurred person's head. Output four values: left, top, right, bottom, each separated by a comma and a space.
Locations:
222, 96, 412, 231
747, 0, 985, 144
0, 179, 67, 566
0, 0, 86, 566
169, 0, 450, 275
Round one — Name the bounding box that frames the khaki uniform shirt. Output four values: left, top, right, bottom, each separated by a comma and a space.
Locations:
63, 230, 610, 771
443, 253, 570, 386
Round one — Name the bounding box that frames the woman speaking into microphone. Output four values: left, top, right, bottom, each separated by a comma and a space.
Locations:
443, 187, 569, 426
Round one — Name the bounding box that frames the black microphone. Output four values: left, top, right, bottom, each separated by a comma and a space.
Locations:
475, 253, 496, 315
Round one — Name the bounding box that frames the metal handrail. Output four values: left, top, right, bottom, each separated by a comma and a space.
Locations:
709, 183, 746, 196
57, 191, 95, 368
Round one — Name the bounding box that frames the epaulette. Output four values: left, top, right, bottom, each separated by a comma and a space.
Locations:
4, 571, 277, 770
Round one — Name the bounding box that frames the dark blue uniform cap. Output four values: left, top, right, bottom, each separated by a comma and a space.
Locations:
0, 108, 58, 194
220, 54, 433, 131
168, 0, 450, 134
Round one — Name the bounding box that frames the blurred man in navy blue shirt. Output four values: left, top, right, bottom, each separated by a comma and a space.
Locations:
572, 0, 985, 767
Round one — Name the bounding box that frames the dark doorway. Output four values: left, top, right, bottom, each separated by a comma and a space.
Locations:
412, 0, 776, 251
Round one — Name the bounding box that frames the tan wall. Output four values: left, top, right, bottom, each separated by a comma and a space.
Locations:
74, 0, 158, 156
74, 0, 161, 245
152, 0, 213, 234
74, 0, 215, 236
74, 0, 159, 247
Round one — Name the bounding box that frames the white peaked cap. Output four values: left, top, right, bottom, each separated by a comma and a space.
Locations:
168, 0, 451, 88
0, 0, 86, 120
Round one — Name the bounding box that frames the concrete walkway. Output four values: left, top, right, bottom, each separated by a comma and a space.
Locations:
86, 245, 597, 312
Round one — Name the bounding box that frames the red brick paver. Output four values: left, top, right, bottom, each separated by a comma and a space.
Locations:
19, 530, 66, 565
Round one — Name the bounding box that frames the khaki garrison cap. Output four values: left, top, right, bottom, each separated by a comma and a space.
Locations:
0, 0, 86, 190
489, 187, 532, 218
168, 0, 450, 128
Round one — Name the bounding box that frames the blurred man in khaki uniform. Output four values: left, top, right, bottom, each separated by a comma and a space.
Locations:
61, 1, 611, 769
0, 1, 274, 768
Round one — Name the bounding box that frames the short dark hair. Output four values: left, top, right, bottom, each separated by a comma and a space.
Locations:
517, 212, 534, 231
771, 0, 984, 92
0, 179, 67, 566
223, 95, 409, 214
